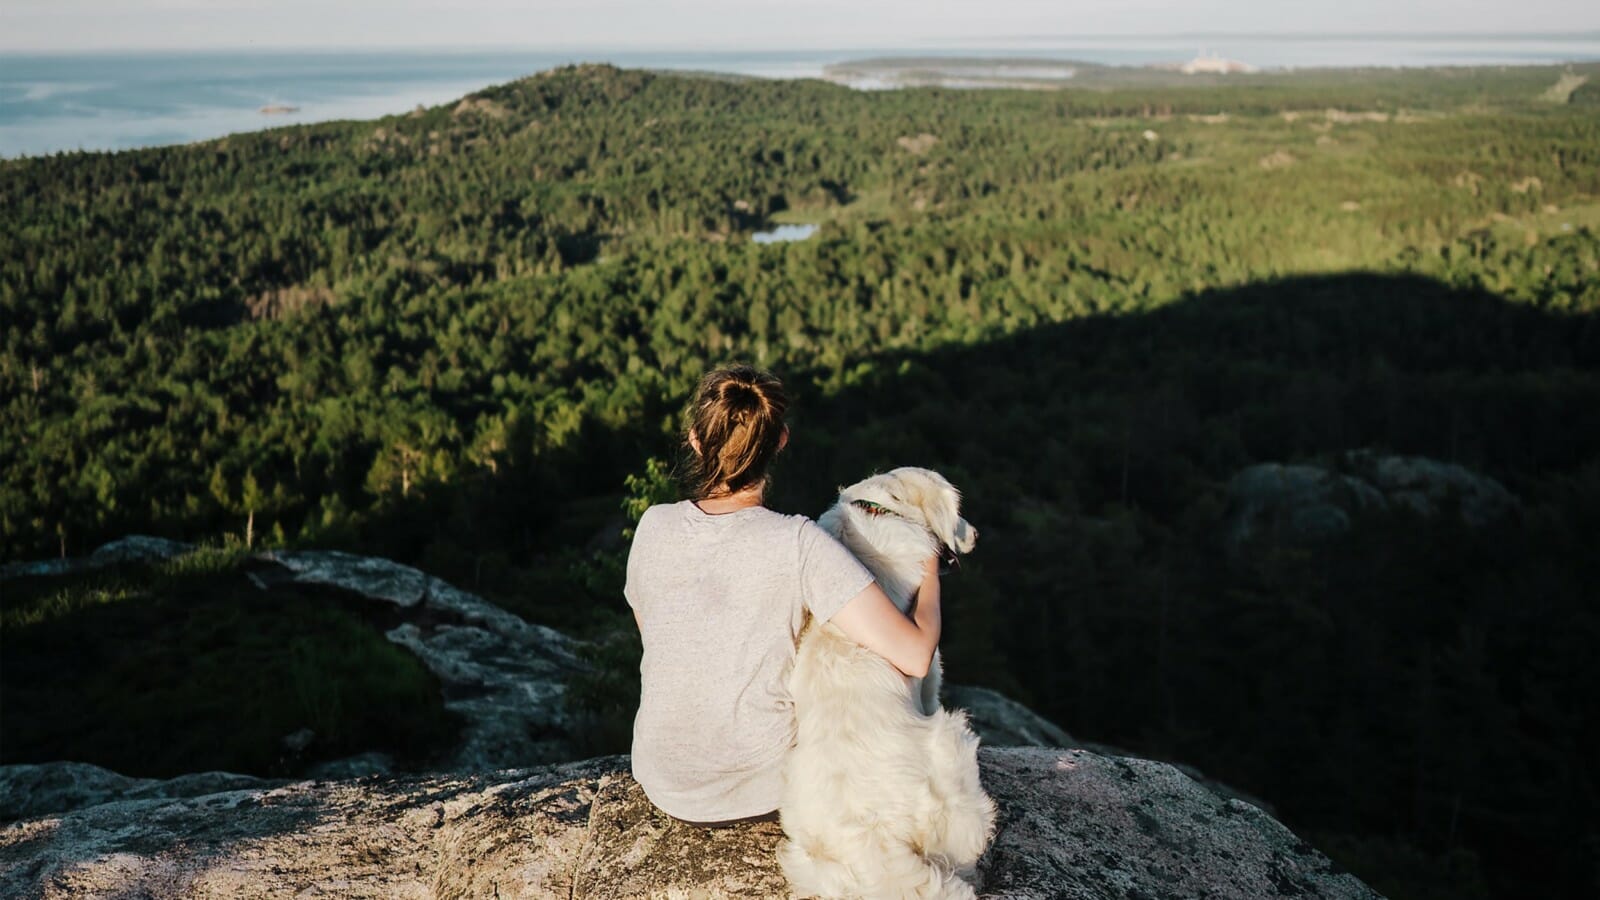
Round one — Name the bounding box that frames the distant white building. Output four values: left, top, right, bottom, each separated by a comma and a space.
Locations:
1180, 54, 1257, 75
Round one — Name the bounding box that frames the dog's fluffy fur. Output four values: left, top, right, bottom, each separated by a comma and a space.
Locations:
779, 468, 997, 899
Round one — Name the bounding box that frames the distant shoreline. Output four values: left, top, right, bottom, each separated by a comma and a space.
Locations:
821, 54, 1597, 91
4, 42, 1597, 157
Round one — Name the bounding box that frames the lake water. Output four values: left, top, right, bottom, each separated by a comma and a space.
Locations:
752, 224, 819, 244
3, 36, 1597, 158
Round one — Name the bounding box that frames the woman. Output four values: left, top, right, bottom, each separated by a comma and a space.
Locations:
625, 364, 943, 827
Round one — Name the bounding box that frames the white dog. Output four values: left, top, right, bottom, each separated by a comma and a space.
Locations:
779, 468, 997, 900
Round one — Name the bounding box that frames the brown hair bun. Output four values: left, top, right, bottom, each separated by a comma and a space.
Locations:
685, 365, 788, 500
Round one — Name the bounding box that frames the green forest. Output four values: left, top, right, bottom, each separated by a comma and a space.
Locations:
2, 62, 1598, 899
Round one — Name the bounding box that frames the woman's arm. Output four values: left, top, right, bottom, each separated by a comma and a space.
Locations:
826, 556, 941, 678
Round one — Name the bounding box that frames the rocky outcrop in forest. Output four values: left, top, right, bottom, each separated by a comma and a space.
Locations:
2, 537, 589, 774
1224, 450, 1517, 552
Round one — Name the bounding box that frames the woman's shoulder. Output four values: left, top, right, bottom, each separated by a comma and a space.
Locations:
637, 500, 681, 523
631, 500, 684, 541
636, 501, 824, 542
781, 512, 847, 555
755, 507, 822, 531
787, 511, 828, 533
634, 499, 697, 533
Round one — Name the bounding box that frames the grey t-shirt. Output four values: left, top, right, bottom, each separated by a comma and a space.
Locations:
625, 500, 874, 822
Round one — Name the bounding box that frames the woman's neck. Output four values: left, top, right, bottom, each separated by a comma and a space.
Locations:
695, 483, 765, 515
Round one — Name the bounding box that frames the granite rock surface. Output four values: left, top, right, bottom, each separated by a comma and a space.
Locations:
0, 749, 1379, 900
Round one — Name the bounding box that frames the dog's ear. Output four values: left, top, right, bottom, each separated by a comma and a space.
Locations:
892, 468, 962, 551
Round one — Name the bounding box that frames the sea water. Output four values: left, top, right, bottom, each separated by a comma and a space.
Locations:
3, 36, 1597, 158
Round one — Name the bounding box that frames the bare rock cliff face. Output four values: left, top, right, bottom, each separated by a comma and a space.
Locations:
0, 749, 1378, 899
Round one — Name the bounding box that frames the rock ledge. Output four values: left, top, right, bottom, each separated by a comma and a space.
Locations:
0, 748, 1377, 899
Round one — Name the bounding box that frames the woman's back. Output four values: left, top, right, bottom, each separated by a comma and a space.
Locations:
626, 499, 871, 822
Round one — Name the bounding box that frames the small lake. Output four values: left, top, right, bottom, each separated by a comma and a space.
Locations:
752, 224, 818, 244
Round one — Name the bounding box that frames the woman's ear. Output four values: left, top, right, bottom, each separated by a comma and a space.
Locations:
688, 428, 703, 457
778, 425, 789, 452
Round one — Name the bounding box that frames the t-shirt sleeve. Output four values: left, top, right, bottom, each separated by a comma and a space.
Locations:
624, 505, 659, 612
797, 518, 875, 624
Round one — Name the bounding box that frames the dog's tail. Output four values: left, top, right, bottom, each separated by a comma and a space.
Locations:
777, 836, 857, 899
778, 832, 977, 900
922, 709, 999, 871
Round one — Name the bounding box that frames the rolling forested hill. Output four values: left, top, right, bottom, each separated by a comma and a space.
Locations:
3, 62, 1598, 898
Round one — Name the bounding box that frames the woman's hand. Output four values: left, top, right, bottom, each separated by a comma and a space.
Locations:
827, 556, 942, 678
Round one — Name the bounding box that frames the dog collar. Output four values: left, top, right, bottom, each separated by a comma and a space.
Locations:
850, 498, 961, 573
851, 499, 899, 518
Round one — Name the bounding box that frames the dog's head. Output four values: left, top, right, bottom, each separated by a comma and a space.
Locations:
839, 467, 978, 567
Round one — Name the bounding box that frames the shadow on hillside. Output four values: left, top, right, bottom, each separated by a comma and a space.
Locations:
359, 272, 1599, 670
775, 270, 1598, 515
747, 271, 1598, 900
370, 270, 1599, 570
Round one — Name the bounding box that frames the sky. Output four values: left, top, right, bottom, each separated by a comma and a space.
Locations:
4, 1, 1599, 52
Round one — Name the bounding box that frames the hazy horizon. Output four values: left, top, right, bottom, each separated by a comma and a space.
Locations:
7, 31, 1600, 56
5, 0, 1599, 53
